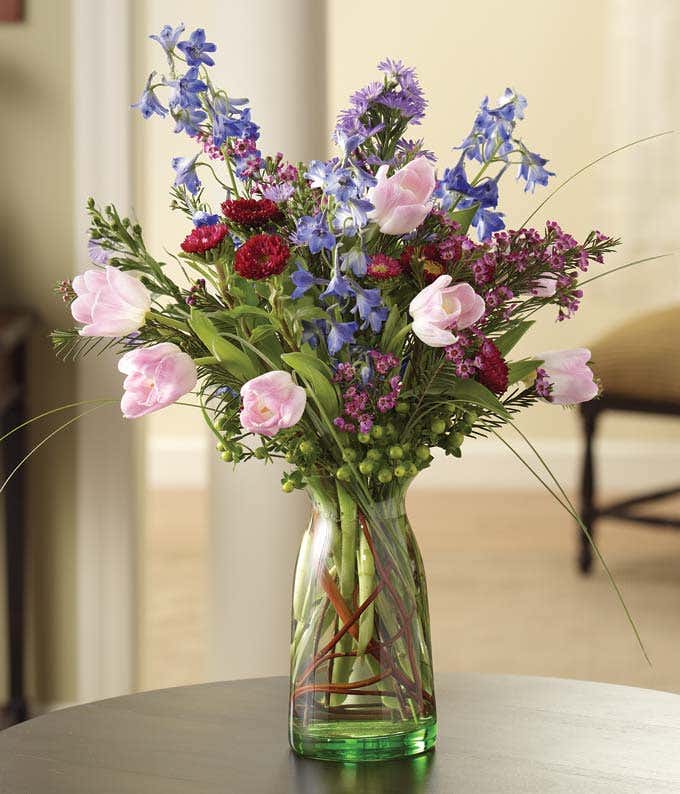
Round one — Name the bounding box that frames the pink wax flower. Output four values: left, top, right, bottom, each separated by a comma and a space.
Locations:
531, 274, 558, 297
367, 157, 435, 235
240, 371, 306, 437
537, 348, 599, 405
409, 274, 485, 347
71, 266, 151, 337
118, 343, 197, 418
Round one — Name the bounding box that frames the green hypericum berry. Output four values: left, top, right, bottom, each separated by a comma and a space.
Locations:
220, 450, 233, 462
343, 448, 358, 463
254, 447, 267, 459
366, 448, 382, 462
415, 444, 430, 461
464, 410, 478, 425
281, 480, 295, 493
395, 402, 409, 414
285, 451, 295, 463
216, 441, 225, 452
336, 465, 352, 482
385, 422, 396, 437
299, 440, 314, 456
357, 432, 371, 444
377, 467, 393, 483
430, 418, 447, 435
407, 462, 419, 477
416, 444, 430, 461
448, 432, 465, 449
394, 464, 407, 478
371, 425, 385, 440
358, 459, 374, 475
389, 445, 404, 460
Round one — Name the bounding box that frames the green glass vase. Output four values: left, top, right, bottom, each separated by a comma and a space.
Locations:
289, 478, 436, 762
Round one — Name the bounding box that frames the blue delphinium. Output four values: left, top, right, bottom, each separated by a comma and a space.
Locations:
165, 67, 207, 110
149, 23, 185, 64
320, 266, 352, 300
172, 154, 201, 195
292, 215, 336, 255
333, 199, 373, 238
518, 149, 555, 193
353, 287, 388, 332
290, 263, 327, 299
131, 73, 167, 119
192, 211, 219, 227
177, 28, 217, 67
172, 106, 207, 136
327, 321, 358, 355
340, 249, 368, 277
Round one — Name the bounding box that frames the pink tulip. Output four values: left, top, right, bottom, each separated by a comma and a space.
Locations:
531, 274, 558, 297
240, 371, 306, 437
537, 348, 599, 405
367, 157, 435, 235
409, 274, 485, 347
71, 266, 151, 337
118, 343, 197, 418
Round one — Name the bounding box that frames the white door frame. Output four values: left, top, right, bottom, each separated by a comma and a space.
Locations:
72, 0, 139, 702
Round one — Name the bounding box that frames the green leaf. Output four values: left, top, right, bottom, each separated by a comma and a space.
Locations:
294, 305, 331, 323
450, 204, 478, 234
380, 304, 402, 351
281, 352, 340, 417
249, 324, 284, 368
224, 304, 279, 325
507, 358, 543, 386
189, 308, 258, 381
452, 378, 510, 418
495, 321, 534, 356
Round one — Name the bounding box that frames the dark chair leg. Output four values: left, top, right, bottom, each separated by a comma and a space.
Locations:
578, 403, 599, 574
4, 344, 27, 724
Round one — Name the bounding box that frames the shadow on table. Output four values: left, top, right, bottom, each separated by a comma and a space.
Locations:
290, 749, 435, 793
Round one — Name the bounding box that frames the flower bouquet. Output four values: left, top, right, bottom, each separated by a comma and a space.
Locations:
47, 23, 653, 762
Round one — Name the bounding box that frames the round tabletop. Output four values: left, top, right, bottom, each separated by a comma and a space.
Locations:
1, 673, 679, 793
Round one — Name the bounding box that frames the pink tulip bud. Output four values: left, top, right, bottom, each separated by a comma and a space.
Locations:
531, 274, 558, 297
409, 274, 485, 347
240, 371, 307, 437
537, 348, 599, 405
367, 157, 435, 235
71, 266, 151, 337
118, 343, 197, 418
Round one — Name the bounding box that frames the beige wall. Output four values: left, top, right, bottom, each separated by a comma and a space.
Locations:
326, 0, 680, 443
0, 0, 78, 703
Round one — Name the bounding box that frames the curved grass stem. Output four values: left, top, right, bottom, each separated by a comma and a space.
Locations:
491, 426, 651, 666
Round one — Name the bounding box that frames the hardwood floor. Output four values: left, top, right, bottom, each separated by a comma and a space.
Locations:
142, 488, 680, 693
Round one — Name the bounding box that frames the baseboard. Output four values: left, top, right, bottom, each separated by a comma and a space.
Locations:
147, 435, 679, 493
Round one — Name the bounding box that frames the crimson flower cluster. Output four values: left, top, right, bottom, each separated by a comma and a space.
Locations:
233, 233, 291, 280
445, 332, 509, 395
221, 197, 281, 226
180, 222, 229, 254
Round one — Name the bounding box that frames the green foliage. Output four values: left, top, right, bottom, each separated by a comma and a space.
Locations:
189, 309, 258, 381
281, 352, 340, 417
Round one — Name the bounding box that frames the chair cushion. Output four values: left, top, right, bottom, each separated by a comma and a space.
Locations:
589, 305, 680, 403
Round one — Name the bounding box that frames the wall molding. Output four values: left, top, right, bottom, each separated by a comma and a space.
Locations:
72, 0, 138, 703
149, 435, 680, 494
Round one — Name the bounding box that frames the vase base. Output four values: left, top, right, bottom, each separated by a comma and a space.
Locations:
290, 716, 437, 762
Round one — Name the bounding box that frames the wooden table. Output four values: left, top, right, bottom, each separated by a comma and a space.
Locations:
1, 674, 679, 793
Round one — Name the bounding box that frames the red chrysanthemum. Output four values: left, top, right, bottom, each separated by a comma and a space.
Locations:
400, 243, 447, 283
367, 253, 403, 280
181, 223, 229, 255
221, 198, 281, 226
477, 340, 509, 395
234, 233, 290, 280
